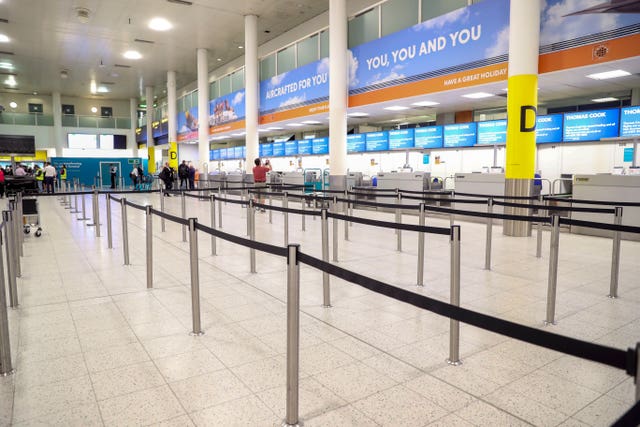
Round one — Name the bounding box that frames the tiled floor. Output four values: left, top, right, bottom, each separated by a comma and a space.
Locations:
1, 191, 639, 426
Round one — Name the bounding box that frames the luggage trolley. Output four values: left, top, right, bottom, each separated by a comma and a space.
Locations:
22, 196, 42, 237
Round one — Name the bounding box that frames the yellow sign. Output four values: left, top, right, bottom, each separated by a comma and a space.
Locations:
168, 142, 178, 169
148, 148, 156, 173
506, 74, 538, 179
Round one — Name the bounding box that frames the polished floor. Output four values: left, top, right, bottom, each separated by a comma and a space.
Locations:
1, 191, 639, 426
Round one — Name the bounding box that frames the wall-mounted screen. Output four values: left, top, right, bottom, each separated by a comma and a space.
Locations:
444, 123, 477, 148
219, 148, 228, 160
260, 143, 273, 157
0, 135, 36, 155
414, 126, 443, 148
272, 142, 285, 156
312, 137, 329, 155
621, 106, 640, 137
347, 134, 365, 153
99, 134, 114, 150
211, 149, 220, 161
68, 133, 97, 149
388, 129, 415, 150
284, 140, 298, 156
476, 120, 507, 145
234, 146, 244, 159
365, 131, 389, 152
113, 135, 127, 149
297, 139, 312, 155
563, 108, 619, 142
535, 114, 563, 144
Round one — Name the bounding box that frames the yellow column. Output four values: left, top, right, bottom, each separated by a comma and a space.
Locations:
168, 142, 178, 170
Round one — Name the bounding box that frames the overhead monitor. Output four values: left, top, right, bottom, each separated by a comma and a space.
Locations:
535, 114, 563, 144
620, 106, 640, 137
365, 131, 389, 152
388, 129, 415, 150
563, 108, 620, 142
312, 137, 329, 155
284, 140, 298, 156
414, 126, 443, 148
0, 134, 36, 155
260, 143, 273, 157
297, 139, 312, 155
443, 123, 477, 148
476, 120, 507, 145
347, 134, 365, 153
272, 141, 285, 156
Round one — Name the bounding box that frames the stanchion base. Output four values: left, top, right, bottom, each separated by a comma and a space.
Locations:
415, 284, 424, 287
282, 421, 302, 427
189, 331, 205, 337
77, 217, 88, 221
606, 294, 618, 299
87, 223, 96, 227
445, 358, 462, 366
543, 320, 557, 326
322, 304, 332, 308
0, 369, 15, 377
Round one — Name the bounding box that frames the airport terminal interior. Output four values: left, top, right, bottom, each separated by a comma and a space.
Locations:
0, 0, 640, 425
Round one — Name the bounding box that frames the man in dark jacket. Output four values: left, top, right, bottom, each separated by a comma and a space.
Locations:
188, 163, 196, 189
159, 162, 174, 196
178, 160, 189, 189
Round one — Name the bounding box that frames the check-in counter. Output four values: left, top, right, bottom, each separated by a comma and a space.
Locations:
376, 172, 430, 207
281, 171, 305, 187
571, 174, 640, 241
454, 173, 505, 216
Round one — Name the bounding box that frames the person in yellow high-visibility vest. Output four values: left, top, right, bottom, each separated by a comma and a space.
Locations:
34, 165, 44, 192
59, 164, 67, 191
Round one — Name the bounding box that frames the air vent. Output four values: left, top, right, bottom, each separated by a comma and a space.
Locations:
114, 64, 132, 68
134, 38, 155, 44
0, 19, 9, 24
167, 0, 193, 5
0, 51, 14, 55
100, 81, 116, 85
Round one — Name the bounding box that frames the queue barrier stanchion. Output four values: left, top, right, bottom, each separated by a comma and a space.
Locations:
181, 192, 187, 242
446, 225, 462, 366
0, 226, 14, 376
146, 205, 153, 289
78, 187, 88, 221
160, 187, 166, 232
249, 200, 256, 273
485, 198, 493, 270
396, 193, 402, 252
87, 187, 97, 227
636, 343, 639, 402
121, 197, 130, 266
94, 189, 101, 237
106, 194, 113, 249
284, 244, 301, 427
608, 206, 624, 298
545, 214, 561, 325
71, 182, 80, 214
332, 196, 338, 262
283, 192, 289, 246
301, 197, 306, 232
268, 193, 273, 224
343, 190, 349, 241
536, 195, 544, 259
210, 195, 217, 255
417, 203, 425, 287
11, 202, 21, 277
16, 194, 24, 255
321, 209, 331, 307
2, 211, 18, 308
188, 218, 204, 336
218, 193, 223, 229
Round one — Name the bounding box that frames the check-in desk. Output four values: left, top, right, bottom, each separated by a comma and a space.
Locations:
453, 173, 505, 216
571, 174, 640, 241
281, 171, 305, 187
376, 172, 431, 208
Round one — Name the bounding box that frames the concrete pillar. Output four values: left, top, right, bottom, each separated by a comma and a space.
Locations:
167, 71, 178, 170
197, 48, 210, 173
145, 86, 156, 173
129, 98, 138, 157
504, 0, 540, 237
245, 14, 259, 175
329, 0, 348, 190
52, 92, 63, 156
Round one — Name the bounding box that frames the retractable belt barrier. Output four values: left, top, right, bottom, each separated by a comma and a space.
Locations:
493, 199, 616, 214
545, 196, 640, 207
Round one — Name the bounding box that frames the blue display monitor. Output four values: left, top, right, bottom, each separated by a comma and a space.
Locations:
242, 146, 246, 159
388, 129, 415, 150
621, 106, 640, 137
536, 114, 563, 144
444, 123, 477, 147
297, 139, 312, 155
414, 126, 443, 148
312, 137, 329, 155
234, 146, 244, 159
260, 143, 273, 157
284, 140, 298, 156
365, 131, 389, 152
219, 148, 228, 160
347, 134, 365, 153
210, 149, 220, 161
272, 142, 285, 156
563, 108, 620, 142
476, 120, 507, 145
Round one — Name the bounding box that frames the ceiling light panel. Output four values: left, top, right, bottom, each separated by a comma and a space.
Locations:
384, 106, 409, 111
123, 50, 142, 60
586, 70, 631, 80
0, 34, 9, 43
149, 17, 172, 31
412, 101, 440, 107
462, 92, 494, 99
591, 97, 618, 102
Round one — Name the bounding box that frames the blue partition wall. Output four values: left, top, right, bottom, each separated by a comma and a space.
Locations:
51, 157, 148, 187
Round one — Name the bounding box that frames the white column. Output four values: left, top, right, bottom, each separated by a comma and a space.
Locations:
167, 71, 177, 144
129, 97, 138, 157
245, 14, 259, 174
329, 0, 348, 185
197, 48, 210, 171
145, 86, 155, 171
52, 92, 64, 156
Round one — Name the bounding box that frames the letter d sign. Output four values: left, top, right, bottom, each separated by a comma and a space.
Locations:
520, 105, 537, 132
506, 74, 538, 179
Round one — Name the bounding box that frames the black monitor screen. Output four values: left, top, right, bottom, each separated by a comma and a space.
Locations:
0, 135, 36, 155
113, 135, 127, 149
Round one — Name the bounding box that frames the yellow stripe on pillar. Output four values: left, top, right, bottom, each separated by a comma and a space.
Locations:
506, 74, 538, 179
148, 146, 156, 173
168, 142, 178, 170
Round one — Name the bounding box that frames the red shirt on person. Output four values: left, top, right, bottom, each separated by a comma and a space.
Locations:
253, 165, 270, 183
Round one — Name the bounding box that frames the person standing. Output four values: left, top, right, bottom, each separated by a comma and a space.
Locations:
43, 162, 56, 194
159, 162, 174, 195
252, 158, 271, 211
110, 164, 117, 189
178, 160, 189, 189
34, 165, 44, 192
187, 162, 196, 190
130, 165, 139, 188
0, 167, 4, 198
60, 164, 67, 191
14, 164, 26, 176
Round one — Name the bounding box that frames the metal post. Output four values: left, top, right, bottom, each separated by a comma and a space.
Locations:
283, 192, 289, 246
301, 198, 306, 231
146, 205, 153, 289
396, 193, 402, 252
484, 198, 493, 270
87, 187, 97, 227
249, 200, 256, 273
160, 187, 166, 232
94, 189, 101, 237
218, 194, 223, 228
284, 244, 300, 427
545, 214, 560, 325
536, 195, 544, 259
349, 188, 354, 227
332, 197, 338, 262
210, 195, 217, 255
635, 342, 639, 402
321, 209, 331, 307
343, 190, 349, 241
2, 212, 18, 308
181, 192, 187, 242
78, 189, 88, 221
446, 225, 461, 366
106, 194, 113, 249
188, 218, 204, 336
0, 228, 14, 376
121, 198, 130, 265
11, 202, 21, 276
417, 203, 425, 287
71, 182, 80, 213
268, 193, 273, 224
608, 206, 623, 298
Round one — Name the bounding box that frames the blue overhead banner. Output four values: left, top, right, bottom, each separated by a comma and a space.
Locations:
621, 106, 640, 137
312, 137, 329, 155
365, 131, 390, 152
348, 0, 509, 93
414, 126, 443, 148
209, 89, 245, 128
347, 134, 366, 153
259, 58, 330, 114
444, 123, 477, 148
536, 114, 563, 144
388, 129, 415, 150
563, 109, 620, 142
477, 120, 507, 145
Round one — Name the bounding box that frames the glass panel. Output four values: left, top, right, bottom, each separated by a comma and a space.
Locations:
276, 44, 296, 74
219, 75, 231, 96
297, 34, 318, 67
210, 80, 218, 100
115, 117, 132, 129
231, 69, 244, 91
348, 8, 379, 48
78, 116, 98, 127
421, 0, 467, 21
97, 117, 116, 128
260, 54, 276, 81
319, 30, 329, 58
13, 113, 36, 125
190, 90, 198, 109
36, 114, 54, 126
382, 0, 419, 36
177, 96, 184, 112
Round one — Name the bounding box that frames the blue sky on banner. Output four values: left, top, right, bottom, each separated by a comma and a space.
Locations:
259, 58, 329, 113
347, 0, 509, 91
177, 106, 198, 135
209, 89, 245, 126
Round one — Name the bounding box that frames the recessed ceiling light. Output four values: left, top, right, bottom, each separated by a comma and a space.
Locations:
258, 129, 268, 132
287, 123, 304, 127
462, 92, 494, 99
267, 127, 283, 130
586, 70, 630, 80
301, 120, 322, 125
217, 58, 222, 61
591, 97, 618, 102
123, 50, 142, 60
149, 17, 172, 31
9, 101, 17, 108
411, 101, 440, 107
97, 86, 110, 93
0, 62, 13, 70
384, 105, 409, 111
4, 75, 16, 86
238, 45, 244, 49
32, 91, 38, 95
0, 34, 10, 43
91, 107, 98, 113
90, 81, 97, 94
347, 112, 369, 117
